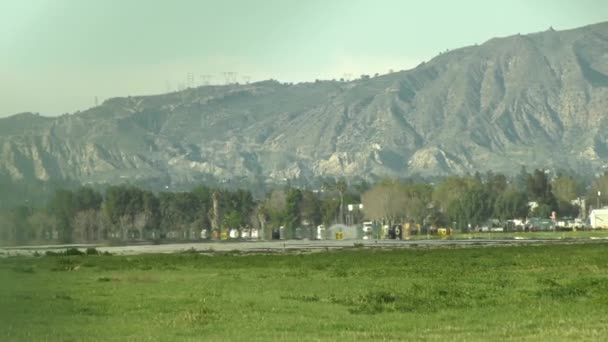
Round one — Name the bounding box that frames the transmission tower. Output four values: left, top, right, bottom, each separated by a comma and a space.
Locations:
342, 73, 352, 81
186, 72, 195, 88
200, 74, 212, 86
242, 76, 251, 84
222, 72, 238, 85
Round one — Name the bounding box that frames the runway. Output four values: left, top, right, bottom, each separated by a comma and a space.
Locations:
2, 237, 607, 256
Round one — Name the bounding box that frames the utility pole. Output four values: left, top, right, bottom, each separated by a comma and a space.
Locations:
598, 191, 602, 210
339, 190, 344, 224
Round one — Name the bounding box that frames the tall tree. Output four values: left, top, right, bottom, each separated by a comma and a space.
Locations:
48, 189, 75, 243
209, 191, 222, 232
300, 190, 321, 227
447, 184, 492, 232
552, 174, 583, 217
285, 188, 303, 237
322, 179, 347, 224
231, 189, 255, 227
552, 175, 579, 203
402, 182, 433, 224
527, 169, 558, 212
261, 190, 287, 232
361, 180, 408, 225
27, 210, 57, 242
11, 206, 32, 245
141, 191, 160, 237
514, 166, 530, 191
73, 186, 103, 212
432, 176, 477, 213
494, 190, 529, 221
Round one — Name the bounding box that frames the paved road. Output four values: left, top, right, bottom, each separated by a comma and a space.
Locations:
2, 237, 607, 256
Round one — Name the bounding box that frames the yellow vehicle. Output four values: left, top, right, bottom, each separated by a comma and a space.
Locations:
436, 227, 453, 237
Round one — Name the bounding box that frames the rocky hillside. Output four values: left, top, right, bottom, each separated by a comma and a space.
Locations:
1, 22, 608, 186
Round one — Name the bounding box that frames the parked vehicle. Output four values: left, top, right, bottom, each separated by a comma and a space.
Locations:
388, 225, 403, 239
589, 208, 608, 229
525, 218, 555, 231
362, 222, 374, 240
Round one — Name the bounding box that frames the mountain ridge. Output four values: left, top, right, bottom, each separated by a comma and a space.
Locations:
2, 22, 608, 185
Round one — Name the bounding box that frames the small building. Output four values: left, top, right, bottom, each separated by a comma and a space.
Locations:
589, 208, 608, 229
316, 225, 325, 240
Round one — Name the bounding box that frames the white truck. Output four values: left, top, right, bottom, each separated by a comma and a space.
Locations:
362, 222, 374, 239
589, 208, 608, 229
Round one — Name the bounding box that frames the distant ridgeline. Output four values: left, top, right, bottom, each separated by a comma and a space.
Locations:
1, 22, 608, 185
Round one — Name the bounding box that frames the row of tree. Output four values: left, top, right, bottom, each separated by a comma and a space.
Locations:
0, 182, 354, 245
361, 169, 583, 231
1, 169, 607, 246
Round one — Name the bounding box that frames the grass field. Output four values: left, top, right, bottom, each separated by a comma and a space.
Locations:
2, 243, 608, 341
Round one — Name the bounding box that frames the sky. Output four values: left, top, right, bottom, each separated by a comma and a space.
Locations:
0, 0, 607, 117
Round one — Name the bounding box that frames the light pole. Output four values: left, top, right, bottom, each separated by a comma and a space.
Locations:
598, 191, 602, 210
339, 191, 344, 224
322, 184, 345, 224
346, 204, 363, 226
358, 204, 363, 226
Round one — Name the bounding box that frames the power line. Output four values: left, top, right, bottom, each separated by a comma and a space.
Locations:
200, 74, 212, 86
186, 72, 195, 88
222, 72, 238, 85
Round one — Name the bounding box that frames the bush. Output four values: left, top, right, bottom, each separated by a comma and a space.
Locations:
12, 265, 35, 274
64, 248, 84, 256
332, 267, 348, 278
85, 247, 99, 255
180, 247, 199, 254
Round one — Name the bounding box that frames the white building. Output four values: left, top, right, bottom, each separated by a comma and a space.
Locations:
589, 208, 608, 229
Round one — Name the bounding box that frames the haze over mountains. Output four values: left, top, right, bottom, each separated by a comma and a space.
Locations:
1, 22, 608, 187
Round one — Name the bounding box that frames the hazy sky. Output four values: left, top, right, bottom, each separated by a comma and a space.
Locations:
1, 0, 606, 117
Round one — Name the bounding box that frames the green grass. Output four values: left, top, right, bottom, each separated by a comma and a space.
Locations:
2, 244, 608, 341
